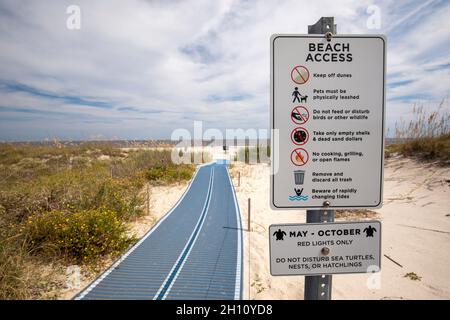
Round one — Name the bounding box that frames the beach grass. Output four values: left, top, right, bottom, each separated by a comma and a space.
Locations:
386, 99, 449, 164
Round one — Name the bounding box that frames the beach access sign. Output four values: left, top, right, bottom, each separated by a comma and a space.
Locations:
269, 221, 381, 276
270, 35, 386, 209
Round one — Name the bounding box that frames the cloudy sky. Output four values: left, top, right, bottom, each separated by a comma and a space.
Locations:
0, 0, 449, 141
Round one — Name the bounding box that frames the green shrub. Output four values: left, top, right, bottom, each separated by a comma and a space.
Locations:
145, 165, 195, 184
20, 208, 136, 263
88, 177, 145, 221
145, 166, 166, 181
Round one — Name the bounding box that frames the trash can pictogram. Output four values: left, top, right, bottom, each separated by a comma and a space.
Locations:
293, 170, 305, 185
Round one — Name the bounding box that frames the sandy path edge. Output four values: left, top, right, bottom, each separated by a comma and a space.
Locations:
230, 157, 450, 300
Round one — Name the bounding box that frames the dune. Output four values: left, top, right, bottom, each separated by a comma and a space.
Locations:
230, 155, 450, 299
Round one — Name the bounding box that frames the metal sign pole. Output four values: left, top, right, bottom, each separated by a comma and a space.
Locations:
304, 17, 337, 301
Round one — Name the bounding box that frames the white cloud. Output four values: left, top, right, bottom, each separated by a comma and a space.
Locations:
0, 0, 448, 140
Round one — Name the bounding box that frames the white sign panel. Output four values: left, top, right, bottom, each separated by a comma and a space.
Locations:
269, 221, 381, 276
270, 35, 386, 209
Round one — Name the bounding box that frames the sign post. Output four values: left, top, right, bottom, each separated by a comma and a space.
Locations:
269, 16, 386, 300
305, 16, 336, 301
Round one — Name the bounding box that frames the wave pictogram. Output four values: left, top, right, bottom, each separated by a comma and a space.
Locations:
288, 195, 309, 201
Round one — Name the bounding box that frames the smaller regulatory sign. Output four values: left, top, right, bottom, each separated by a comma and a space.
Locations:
269, 221, 381, 276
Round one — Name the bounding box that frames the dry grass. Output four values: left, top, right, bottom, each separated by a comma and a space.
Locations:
0, 236, 31, 299
404, 272, 422, 281
387, 99, 450, 164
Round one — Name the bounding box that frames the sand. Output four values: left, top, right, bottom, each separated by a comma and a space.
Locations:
230, 156, 450, 300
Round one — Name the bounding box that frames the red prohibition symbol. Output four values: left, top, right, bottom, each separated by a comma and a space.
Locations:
291, 106, 309, 125
291, 127, 309, 145
291, 148, 309, 166
291, 65, 310, 85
